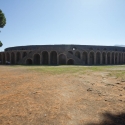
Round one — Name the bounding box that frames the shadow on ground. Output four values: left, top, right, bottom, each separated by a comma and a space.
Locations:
86, 112, 125, 125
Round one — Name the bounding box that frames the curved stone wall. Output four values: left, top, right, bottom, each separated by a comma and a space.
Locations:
0, 45, 125, 65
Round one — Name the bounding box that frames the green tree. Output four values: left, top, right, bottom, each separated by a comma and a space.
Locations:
0, 41, 3, 47
0, 10, 6, 28
0, 9, 6, 47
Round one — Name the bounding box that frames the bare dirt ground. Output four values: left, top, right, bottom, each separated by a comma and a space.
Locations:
0, 65, 125, 125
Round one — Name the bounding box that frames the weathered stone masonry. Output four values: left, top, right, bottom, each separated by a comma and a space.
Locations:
0, 45, 125, 65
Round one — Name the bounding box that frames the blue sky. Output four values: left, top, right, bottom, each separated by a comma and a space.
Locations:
0, 0, 125, 51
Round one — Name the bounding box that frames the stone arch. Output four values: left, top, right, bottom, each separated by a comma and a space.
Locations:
96, 52, 101, 65
124, 53, 125, 63
107, 52, 110, 65
16, 52, 21, 63
59, 54, 66, 65
67, 59, 74, 65
0, 53, 2, 63
26, 59, 33, 65
119, 53, 122, 64
42, 51, 48, 65
111, 52, 115, 64
115, 53, 118, 64
2, 53, 5, 64
50, 51, 57, 65
75, 51, 80, 59
22, 52, 27, 58
11, 52, 15, 64
6, 52, 10, 62
89, 51, 94, 65
34, 54, 40, 65
82, 51, 88, 64
102, 52, 106, 65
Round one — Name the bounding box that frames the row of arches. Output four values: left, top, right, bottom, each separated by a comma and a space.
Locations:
72, 51, 125, 65
0, 51, 28, 64
28, 52, 67, 65
0, 50, 125, 65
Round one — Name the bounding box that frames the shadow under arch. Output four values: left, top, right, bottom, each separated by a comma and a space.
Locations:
96, 51, 101, 65
50, 51, 57, 65
34, 53, 40, 65
89, 51, 94, 65
67, 59, 74, 65
11, 52, 15, 64
16, 52, 21, 63
75, 51, 80, 59
107, 52, 111, 65
42, 51, 48, 65
6, 52, 10, 62
102, 52, 106, 65
59, 54, 66, 65
26, 58, 33, 65
82, 51, 88, 65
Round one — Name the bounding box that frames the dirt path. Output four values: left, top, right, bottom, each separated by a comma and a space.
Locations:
0, 66, 125, 125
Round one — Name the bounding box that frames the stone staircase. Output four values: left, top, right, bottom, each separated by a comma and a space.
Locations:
18, 48, 41, 64
67, 52, 83, 65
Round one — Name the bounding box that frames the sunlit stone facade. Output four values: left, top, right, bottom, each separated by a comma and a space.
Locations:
0, 45, 125, 65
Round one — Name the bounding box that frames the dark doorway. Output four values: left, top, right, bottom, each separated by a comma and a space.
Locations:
34, 54, 40, 65
89, 52, 94, 65
107, 52, 110, 64
82, 52, 87, 64
96, 52, 100, 65
102, 52, 106, 65
16, 52, 21, 63
11, 52, 15, 64
42, 51, 48, 65
59, 54, 66, 65
26, 59, 32, 65
67, 59, 74, 65
50, 51, 57, 65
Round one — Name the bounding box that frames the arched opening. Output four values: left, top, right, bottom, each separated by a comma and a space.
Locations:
68, 51, 73, 55
112, 53, 115, 64
82, 52, 87, 64
42, 51, 48, 65
124, 54, 125, 63
115, 53, 118, 64
0, 53, 2, 64
107, 52, 110, 65
59, 54, 66, 65
22, 52, 27, 58
96, 52, 100, 65
11, 52, 15, 64
50, 51, 57, 65
75, 51, 80, 59
102, 52, 106, 65
3, 53, 5, 64
16, 52, 21, 63
119, 53, 122, 64
34, 54, 40, 65
67, 59, 74, 65
6, 53, 10, 62
26, 59, 32, 65
89, 52, 94, 65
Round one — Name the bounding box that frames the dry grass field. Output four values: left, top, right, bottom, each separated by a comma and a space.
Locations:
0, 65, 125, 125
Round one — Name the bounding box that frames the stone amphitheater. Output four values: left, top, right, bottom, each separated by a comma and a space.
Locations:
0, 45, 125, 65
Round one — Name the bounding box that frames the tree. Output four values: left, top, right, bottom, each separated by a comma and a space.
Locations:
0, 9, 6, 47
0, 10, 6, 28
0, 41, 3, 47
